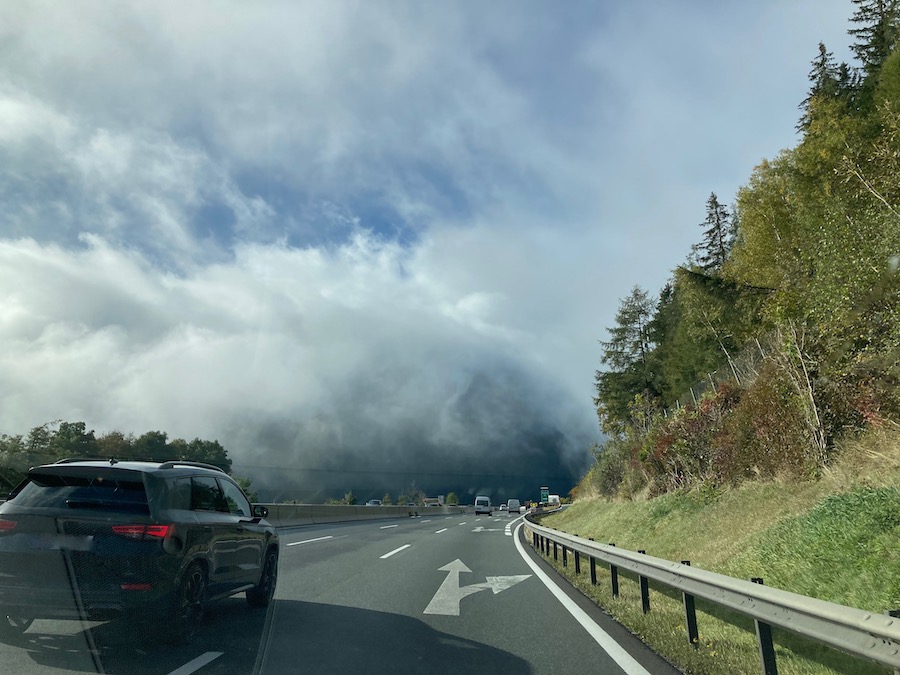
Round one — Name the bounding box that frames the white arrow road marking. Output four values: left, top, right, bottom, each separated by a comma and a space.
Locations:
423, 559, 531, 616
471, 527, 503, 532
481, 575, 532, 594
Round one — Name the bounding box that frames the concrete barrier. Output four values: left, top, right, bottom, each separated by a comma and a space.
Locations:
258, 503, 468, 528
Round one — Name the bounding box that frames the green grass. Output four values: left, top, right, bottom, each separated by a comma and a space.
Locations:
533, 429, 900, 674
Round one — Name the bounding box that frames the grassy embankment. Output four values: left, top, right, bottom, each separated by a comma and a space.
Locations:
531, 430, 900, 675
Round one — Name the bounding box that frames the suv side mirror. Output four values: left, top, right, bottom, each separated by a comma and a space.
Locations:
252, 505, 269, 519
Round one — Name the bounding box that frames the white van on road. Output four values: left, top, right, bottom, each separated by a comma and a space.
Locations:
474, 495, 492, 515
506, 499, 521, 514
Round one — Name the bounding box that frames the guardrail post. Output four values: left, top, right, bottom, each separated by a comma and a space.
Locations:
884, 610, 900, 675
533, 532, 537, 548
608, 543, 619, 598
562, 545, 568, 567
589, 538, 596, 585
638, 550, 650, 613
751, 578, 778, 675
681, 561, 699, 648
575, 550, 581, 574
553, 541, 558, 561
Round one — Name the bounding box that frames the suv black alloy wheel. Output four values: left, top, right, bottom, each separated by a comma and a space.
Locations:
171, 562, 207, 644
247, 548, 278, 607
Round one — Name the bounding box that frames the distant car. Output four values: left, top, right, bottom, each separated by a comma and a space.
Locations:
406, 501, 416, 507
499, 504, 507, 511
0, 458, 278, 643
365, 499, 382, 506
474, 495, 492, 515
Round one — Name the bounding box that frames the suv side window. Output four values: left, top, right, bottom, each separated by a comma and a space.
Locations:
192, 475, 224, 511
168, 477, 192, 510
218, 478, 252, 517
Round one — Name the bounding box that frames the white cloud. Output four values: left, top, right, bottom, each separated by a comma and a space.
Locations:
0, 1, 859, 493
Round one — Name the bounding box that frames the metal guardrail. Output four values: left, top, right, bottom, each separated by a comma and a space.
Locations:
526, 515, 900, 672
260, 503, 467, 528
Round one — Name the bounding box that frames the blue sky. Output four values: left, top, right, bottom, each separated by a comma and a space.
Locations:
0, 1, 857, 494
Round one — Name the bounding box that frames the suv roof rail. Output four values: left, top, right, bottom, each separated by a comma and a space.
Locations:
54, 457, 118, 465
158, 460, 227, 474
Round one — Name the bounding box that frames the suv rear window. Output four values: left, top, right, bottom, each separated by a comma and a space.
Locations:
8, 472, 150, 514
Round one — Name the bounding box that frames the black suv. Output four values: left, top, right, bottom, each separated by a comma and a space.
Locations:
0, 458, 278, 643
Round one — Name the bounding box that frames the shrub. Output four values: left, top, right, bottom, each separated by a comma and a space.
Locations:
718, 363, 816, 481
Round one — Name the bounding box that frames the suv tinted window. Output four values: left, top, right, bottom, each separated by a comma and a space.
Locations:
9, 471, 149, 514
191, 475, 224, 511
219, 478, 251, 517
167, 477, 192, 510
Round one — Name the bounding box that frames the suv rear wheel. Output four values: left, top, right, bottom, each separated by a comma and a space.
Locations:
247, 547, 278, 607
168, 562, 207, 644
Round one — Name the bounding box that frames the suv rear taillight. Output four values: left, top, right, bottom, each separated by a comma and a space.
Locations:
0, 519, 16, 534
111, 524, 173, 540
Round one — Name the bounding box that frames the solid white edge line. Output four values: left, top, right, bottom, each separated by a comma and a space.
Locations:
166, 651, 224, 675
380, 524, 399, 529
286, 535, 333, 547
435, 528, 448, 533
380, 544, 411, 559
513, 523, 651, 675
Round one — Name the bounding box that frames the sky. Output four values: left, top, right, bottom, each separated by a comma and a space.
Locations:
0, 1, 856, 501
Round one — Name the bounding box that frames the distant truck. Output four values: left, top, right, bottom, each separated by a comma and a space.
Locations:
548, 494, 560, 505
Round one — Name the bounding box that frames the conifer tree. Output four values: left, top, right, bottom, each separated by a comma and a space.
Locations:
594, 286, 657, 431
849, 0, 900, 77
691, 193, 733, 273
799, 43, 845, 130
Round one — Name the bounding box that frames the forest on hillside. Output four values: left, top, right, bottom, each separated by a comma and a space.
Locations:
585, 0, 900, 499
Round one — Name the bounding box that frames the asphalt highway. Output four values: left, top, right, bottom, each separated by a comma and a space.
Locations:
0, 513, 680, 674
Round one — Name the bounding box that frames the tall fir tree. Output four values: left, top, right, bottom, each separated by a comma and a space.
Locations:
799, 43, 847, 130
594, 286, 658, 431
691, 193, 733, 273
849, 0, 900, 77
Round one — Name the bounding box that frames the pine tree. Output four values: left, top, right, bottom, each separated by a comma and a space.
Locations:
799, 43, 843, 130
691, 193, 733, 273
599, 286, 654, 372
849, 0, 900, 77
594, 286, 658, 431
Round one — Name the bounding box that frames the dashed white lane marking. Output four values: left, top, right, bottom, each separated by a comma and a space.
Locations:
435, 528, 448, 534
286, 535, 333, 547
505, 514, 525, 536
458, 522, 467, 526
512, 524, 651, 675
421, 520, 431, 523
380, 544, 411, 559
380, 524, 399, 529
166, 652, 224, 675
